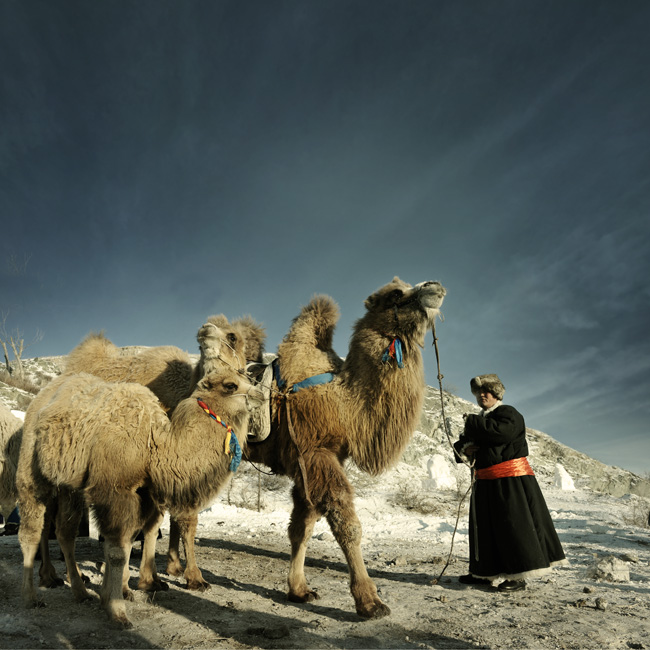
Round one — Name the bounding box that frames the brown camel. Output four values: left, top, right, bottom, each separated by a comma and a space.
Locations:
17, 368, 263, 627
242, 277, 446, 619
62, 315, 266, 590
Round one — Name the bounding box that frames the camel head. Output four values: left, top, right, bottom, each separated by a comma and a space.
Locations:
362, 276, 446, 343
196, 316, 248, 373
192, 369, 265, 430
197, 314, 267, 373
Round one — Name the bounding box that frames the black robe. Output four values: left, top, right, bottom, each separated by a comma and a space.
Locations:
454, 404, 566, 580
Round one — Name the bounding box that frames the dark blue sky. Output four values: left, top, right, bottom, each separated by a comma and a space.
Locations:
2, 1, 649, 474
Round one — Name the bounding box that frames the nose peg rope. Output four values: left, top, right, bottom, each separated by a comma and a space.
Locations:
430, 319, 475, 585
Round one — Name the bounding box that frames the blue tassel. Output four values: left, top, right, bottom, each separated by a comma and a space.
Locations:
229, 432, 242, 472
382, 337, 404, 368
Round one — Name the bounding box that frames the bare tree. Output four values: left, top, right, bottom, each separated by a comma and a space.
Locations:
0, 311, 43, 379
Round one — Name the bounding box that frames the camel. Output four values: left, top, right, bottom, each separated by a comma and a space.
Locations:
62, 315, 266, 590
16, 368, 263, 627
1, 402, 80, 589
0, 403, 23, 518
64, 315, 264, 411
243, 277, 446, 618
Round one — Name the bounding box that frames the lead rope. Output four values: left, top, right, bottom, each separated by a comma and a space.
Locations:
285, 398, 314, 507
430, 319, 476, 585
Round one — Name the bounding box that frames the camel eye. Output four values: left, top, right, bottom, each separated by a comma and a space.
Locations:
224, 382, 238, 392
390, 289, 403, 300
227, 333, 237, 345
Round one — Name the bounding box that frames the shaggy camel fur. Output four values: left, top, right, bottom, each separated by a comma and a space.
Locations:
62, 315, 266, 590
0, 403, 22, 518
17, 368, 263, 627
0, 403, 76, 589
244, 277, 446, 619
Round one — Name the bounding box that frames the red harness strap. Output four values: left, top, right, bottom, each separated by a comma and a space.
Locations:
475, 457, 534, 480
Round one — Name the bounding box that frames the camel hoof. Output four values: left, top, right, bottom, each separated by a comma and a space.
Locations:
288, 589, 319, 603
111, 615, 133, 630
39, 576, 65, 589
357, 601, 391, 619
185, 579, 211, 592
26, 598, 46, 609
122, 589, 135, 602
165, 561, 183, 577
72, 588, 93, 604
138, 578, 169, 592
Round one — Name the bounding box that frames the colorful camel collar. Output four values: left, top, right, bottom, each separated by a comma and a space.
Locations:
196, 398, 242, 472
382, 337, 404, 368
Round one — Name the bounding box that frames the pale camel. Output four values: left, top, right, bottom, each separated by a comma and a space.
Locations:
244, 277, 446, 618
0, 403, 22, 518
62, 315, 266, 590
16, 368, 263, 627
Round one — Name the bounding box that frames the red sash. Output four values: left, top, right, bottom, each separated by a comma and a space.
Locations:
475, 457, 534, 480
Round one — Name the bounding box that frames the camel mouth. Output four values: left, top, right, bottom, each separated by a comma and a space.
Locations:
415, 281, 446, 311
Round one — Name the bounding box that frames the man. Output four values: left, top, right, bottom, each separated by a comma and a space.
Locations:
454, 374, 567, 592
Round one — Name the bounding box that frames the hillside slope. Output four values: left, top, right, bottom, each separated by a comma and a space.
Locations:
2, 354, 649, 500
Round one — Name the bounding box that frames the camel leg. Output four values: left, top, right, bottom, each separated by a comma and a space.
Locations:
325, 481, 390, 619
37, 504, 64, 589
308, 452, 390, 619
287, 485, 320, 603
18, 493, 48, 609
175, 510, 210, 591
165, 516, 183, 577
100, 537, 133, 629
137, 509, 168, 593
95, 490, 141, 625
55, 489, 92, 603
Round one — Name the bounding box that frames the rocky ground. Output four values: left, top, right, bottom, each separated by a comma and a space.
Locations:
1, 487, 649, 650
2, 356, 649, 649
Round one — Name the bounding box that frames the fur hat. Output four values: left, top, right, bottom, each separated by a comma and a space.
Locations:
470, 374, 505, 400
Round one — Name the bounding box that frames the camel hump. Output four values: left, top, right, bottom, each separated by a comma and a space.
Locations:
65, 331, 118, 373
276, 295, 343, 387
285, 295, 339, 351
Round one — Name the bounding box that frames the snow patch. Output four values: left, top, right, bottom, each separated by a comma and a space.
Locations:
554, 463, 575, 491
422, 454, 457, 490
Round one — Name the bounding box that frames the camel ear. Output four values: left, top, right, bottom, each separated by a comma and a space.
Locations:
198, 375, 214, 391
234, 315, 267, 363
206, 314, 230, 328
364, 295, 376, 310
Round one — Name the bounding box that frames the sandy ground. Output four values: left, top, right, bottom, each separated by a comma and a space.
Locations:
1, 507, 649, 650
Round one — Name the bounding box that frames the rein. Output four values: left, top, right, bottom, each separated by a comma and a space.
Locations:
272, 359, 337, 508
429, 319, 475, 585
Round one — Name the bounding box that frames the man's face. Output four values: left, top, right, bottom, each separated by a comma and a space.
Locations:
476, 389, 498, 410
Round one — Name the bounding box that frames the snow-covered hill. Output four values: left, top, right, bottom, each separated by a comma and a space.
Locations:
2, 353, 649, 502
2, 354, 650, 649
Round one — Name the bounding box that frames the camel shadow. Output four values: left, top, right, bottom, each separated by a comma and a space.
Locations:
128, 570, 475, 650
191, 536, 442, 624
19, 537, 477, 648
198, 536, 436, 584
146, 587, 473, 649
208, 572, 363, 623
